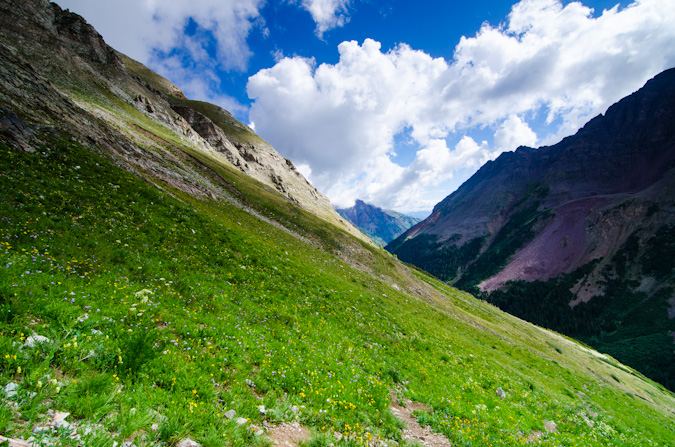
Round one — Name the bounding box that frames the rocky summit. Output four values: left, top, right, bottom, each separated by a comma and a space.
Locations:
388, 68, 675, 390
0, 0, 366, 244
336, 200, 421, 246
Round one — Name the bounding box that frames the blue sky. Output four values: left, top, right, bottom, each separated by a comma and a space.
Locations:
55, 0, 675, 213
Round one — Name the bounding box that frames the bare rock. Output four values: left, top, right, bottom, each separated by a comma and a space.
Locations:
543, 420, 558, 433
4, 383, 19, 399
496, 387, 507, 399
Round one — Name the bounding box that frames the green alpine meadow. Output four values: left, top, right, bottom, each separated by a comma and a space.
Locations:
1, 1, 674, 446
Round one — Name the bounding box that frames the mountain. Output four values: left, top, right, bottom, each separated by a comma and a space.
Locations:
0, 0, 368, 247
388, 68, 675, 390
1, 1, 675, 445
336, 200, 421, 245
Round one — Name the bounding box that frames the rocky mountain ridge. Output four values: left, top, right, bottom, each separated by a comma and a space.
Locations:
336, 200, 421, 246
391, 67, 674, 290
388, 68, 675, 389
0, 0, 367, 243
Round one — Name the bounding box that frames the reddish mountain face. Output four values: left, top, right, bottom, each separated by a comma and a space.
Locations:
391, 67, 675, 289
388, 68, 675, 389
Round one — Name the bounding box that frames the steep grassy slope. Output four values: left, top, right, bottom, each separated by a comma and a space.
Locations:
1, 132, 675, 446
0, 0, 366, 246
0, 1, 674, 446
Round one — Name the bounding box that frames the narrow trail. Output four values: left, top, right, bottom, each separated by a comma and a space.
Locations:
269, 422, 310, 447
267, 392, 453, 447
390, 391, 453, 447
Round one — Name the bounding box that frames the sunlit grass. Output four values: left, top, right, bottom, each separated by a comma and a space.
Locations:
1, 134, 674, 447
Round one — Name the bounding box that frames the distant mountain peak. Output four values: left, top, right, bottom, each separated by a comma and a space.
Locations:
336, 200, 421, 246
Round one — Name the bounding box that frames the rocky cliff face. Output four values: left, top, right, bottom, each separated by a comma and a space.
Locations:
0, 0, 364, 242
391, 68, 675, 290
336, 200, 421, 246
388, 68, 675, 389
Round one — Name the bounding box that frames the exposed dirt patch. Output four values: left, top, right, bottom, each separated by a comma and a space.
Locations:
527, 430, 544, 443
269, 422, 311, 447
390, 392, 452, 447
569, 268, 606, 306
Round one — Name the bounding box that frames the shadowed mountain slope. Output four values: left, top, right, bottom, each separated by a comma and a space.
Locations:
388, 68, 675, 390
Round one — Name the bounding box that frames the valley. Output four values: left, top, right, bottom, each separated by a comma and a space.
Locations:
0, 1, 674, 446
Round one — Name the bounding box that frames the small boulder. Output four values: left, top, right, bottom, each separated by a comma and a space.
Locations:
4, 382, 19, 399
224, 409, 236, 420
528, 431, 543, 443
53, 411, 70, 429
543, 420, 558, 433
235, 417, 248, 425
176, 439, 200, 447
496, 387, 507, 399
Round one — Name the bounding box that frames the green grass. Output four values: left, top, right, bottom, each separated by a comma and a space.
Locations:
0, 54, 674, 445
480, 228, 675, 391
1, 132, 674, 447
389, 178, 675, 393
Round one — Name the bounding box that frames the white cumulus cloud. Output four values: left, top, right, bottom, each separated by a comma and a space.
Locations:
321, 136, 495, 210
54, 0, 267, 110
248, 39, 449, 189
494, 115, 538, 150
299, 0, 352, 37
248, 0, 675, 211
